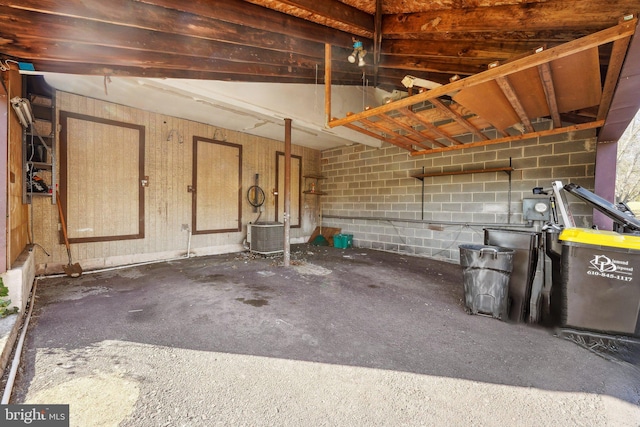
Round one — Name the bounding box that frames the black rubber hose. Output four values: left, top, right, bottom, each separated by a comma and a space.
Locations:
247, 185, 266, 208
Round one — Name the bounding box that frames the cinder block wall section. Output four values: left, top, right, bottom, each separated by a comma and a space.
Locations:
321, 121, 597, 263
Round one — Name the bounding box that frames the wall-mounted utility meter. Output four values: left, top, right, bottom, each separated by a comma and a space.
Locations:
522, 198, 551, 221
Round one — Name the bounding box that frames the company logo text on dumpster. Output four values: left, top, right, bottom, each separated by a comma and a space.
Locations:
588, 254, 633, 281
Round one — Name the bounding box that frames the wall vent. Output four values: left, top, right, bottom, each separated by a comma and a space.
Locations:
248, 222, 284, 254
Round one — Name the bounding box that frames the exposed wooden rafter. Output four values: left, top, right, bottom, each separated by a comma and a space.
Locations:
329, 18, 637, 156
537, 62, 562, 128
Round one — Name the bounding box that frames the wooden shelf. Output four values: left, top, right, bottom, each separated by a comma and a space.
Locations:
27, 161, 52, 171
412, 166, 513, 181
303, 174, 327, 196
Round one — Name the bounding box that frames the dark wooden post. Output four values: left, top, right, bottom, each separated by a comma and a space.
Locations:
283, 118, 292, 266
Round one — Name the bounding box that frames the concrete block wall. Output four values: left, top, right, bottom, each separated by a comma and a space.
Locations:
320, 122, 597, 263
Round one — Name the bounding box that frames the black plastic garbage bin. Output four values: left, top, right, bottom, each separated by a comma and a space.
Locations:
459, 244, 515, 319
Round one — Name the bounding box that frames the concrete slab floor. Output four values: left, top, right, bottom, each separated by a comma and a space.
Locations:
4, 245, 640, 426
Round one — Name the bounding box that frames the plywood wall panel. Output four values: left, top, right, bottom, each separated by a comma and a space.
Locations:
4, 70, 29, 268
32, 91, 321, 272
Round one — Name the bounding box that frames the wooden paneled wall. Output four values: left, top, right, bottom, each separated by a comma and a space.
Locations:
4, 70, 29, 268
32, 91, 321, 272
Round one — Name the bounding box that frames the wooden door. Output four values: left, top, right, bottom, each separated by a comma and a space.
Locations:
60, 112, 145, 243
192, 137, 242, 234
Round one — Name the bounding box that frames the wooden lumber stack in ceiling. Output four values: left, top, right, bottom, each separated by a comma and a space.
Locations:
328, 18, 637, 156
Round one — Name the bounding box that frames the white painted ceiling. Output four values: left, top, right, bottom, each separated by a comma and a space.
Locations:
39, 73, 389, 151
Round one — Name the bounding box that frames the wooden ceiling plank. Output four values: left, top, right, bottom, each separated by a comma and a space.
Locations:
383, 2, 639, 35
4, 40, 330, 79
397, 108, 454, 147
266, 0, 374, 34
382, 39, 555, 61
597, 34, 633, 120
329, 18, 636, 128
495, 76, 535, 133
410, 121, 605, 157
429, 98, 489, 141
0, 14, 329, 71
21, 59, 327, 82
0, 2, 328, 57
133, 0, 359, 47
379, 55, 487, 76
537, 62, 562, 128
551, 48, 602, 113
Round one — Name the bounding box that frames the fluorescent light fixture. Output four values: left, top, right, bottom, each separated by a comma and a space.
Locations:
10, 97, 34, 128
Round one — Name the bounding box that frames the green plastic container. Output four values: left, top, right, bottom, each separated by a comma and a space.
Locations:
333, 234, 353, 249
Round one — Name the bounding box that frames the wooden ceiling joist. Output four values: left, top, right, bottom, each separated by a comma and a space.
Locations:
537, 62, 562, 128
362, 116, 420, 149
374, 114, 435, 150
428, 98, 490, 141
396, 109, 451, 148
495, 76, 535, 133
329, 18, 637, 156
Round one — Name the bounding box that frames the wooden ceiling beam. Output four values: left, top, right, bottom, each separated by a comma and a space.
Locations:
382, 39, 551, 61
383, 30, 592, 44
348, 121, 417, 152
361, 117, 420, 150
374, 114, 436, 150
383, 2, 639, 35
495, 76, 535, 133
428, 98, 489, 141
410, 121, 604, 157
247, 0, 374, 35
133, 0, 360, 47
343, 122, 399, 148
17, 60, 323, 82
537, 62, 562, 128
597, 31, 633, 120
378, 55, 487, 76
397, 108, 459, 147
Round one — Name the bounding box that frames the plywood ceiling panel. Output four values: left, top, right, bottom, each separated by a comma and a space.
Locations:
453, 80, 521, 132
551, 47, 602, 113
507, 67, 550, 118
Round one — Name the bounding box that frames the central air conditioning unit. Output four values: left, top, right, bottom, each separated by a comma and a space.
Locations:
247, 222, 284, 254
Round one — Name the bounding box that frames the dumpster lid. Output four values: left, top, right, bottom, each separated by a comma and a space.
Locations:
564, 183, 640, 231
559, 228, 640, 250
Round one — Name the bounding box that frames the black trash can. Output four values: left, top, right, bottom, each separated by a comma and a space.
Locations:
459, 244, 515, 319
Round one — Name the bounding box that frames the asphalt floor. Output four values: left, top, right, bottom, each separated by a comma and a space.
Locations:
7, 245, 640, 426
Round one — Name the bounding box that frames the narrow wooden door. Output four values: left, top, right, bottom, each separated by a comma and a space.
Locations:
192, 137, 242, 234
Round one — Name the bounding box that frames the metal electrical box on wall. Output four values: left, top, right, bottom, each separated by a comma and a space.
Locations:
522, 198, 551, 221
